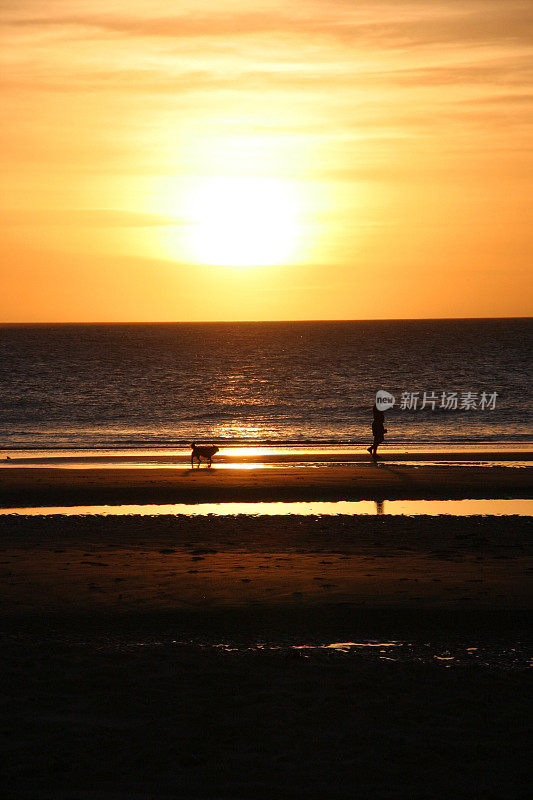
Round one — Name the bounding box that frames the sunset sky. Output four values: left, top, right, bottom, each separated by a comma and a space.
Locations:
2, 0, 532, 321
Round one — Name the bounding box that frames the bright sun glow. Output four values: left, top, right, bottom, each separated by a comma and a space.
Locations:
185, 177, 300, 267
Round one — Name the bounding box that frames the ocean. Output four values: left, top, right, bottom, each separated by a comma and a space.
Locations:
0, 319, 531, 453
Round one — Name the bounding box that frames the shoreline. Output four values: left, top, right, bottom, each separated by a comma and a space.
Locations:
1, 448, 532, 466
1, 464, 531, 507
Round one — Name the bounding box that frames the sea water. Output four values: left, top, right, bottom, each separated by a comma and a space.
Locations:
0, 319, 531, 453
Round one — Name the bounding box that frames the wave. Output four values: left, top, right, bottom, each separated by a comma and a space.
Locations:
2, 434, 531, 452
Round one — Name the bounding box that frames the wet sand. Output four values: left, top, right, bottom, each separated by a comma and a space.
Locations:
1, 506, 531, 797
1, 463, 532, 507
2, 449, 531, 466
1, 514, 531, 615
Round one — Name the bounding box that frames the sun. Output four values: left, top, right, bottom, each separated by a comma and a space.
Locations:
184, 177, 300, 267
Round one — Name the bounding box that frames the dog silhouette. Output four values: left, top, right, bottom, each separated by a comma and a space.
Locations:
190, 442, 219, 468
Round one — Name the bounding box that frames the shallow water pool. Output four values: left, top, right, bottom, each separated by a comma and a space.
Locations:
0, 498, 531, 516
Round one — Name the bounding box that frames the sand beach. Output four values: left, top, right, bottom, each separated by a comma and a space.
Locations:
1, 460, 532, 507
1, 460, 531, 798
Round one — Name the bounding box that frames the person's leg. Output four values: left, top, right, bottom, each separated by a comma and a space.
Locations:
371, 436, 379, 458
373, 434, 385, 459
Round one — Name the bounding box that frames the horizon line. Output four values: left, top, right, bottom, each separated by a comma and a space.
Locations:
0, 315, 531, 326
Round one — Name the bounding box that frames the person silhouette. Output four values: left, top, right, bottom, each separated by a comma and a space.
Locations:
367, 403, 387, 460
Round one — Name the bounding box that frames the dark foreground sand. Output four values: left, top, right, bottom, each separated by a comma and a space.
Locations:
1, 510, 532, 799
1, 514, 531, 614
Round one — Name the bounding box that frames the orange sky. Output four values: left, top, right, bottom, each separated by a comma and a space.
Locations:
1, 0, 532, 321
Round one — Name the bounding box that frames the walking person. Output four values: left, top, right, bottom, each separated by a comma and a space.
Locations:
367, 403, 387, 460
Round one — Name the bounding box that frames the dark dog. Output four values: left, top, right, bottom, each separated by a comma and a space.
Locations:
190, 442, 219, 468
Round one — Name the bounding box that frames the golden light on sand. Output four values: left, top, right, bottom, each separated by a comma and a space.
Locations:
184, 177, 301, 267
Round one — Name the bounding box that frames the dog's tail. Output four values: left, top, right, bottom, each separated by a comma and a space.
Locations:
190, 441, 196, 448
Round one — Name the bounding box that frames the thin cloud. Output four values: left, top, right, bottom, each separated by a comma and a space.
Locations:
4, 1, 532, 48
2, 209, 183, 227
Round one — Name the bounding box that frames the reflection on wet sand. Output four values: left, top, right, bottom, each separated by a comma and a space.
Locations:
200, 640, 531, 670
1, 498, 532, 516
1, 443, 532, 470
